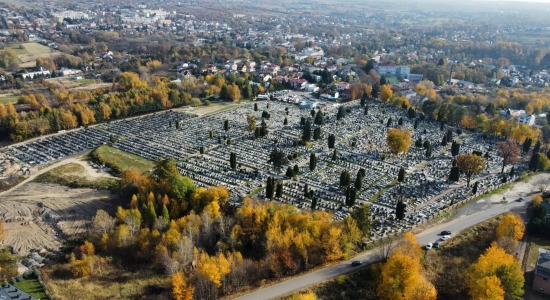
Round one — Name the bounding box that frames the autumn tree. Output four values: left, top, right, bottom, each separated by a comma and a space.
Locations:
380, 84, 393, 102
172, 271, 194, 300
467, 245, 524, 300
497, 140, 520, 174
377, 232, 436, 300
91, 210, 116, 235
496, 213, 525, 241
386, 128, 411, 153
455, 153, 486, 187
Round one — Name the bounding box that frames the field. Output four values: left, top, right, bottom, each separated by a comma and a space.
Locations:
15, 277, 48, 300
10, 42, 61, 68
0, 96, 18, 104
0, 159, 118, 255
92, 144, 155, 174
175, 102, 239, 116
33, 162, 119, 190
43, 262, 169, 300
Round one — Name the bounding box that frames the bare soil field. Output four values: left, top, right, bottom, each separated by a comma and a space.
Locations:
0, 159, 118, 255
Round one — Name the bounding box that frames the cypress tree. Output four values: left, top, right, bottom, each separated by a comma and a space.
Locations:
360, 97, 366, 107
449, 166, 460, 182
426, 144, 432, 157
355, 170, 363, 190
176, 122, 180, 130
293, 165, 299, 175
396, 200, 406, 220
441, 135, 448, 146
224, 120, 229, 131
209, 129, 214, 138
328, 134, 336, 148
311, 197, 318, 210
332, 149, 337, 161
302, 118, 312, 142
314, 127, 321, 140
162, 204, 170, 223
218, 136, 222, 144
387, 117, 393, 127
309, 153, 317, 171
304, 183, 310, 198
349, 187, 357, 207
200, 146, 205, 154
408, 107, 416, 119
534, 140, 542, 154
446, 129, 453, 143
440, 121, 445, 131
414, 118, 419, 129
254, 103, 258, 111
529, 153, 541, 172
255, 127, 260, 138
398, 167, 405, 183
314, 110, 324, 125
472, 181, 478, 194
523, 138, 532, 153
398, 117, 403, 126
286, 166, 294, 178
509, 166, 515, 177
364, 105, 368, 115
230, 152, 237, 169
276, 181, 283, 198
283, 117, 288, 126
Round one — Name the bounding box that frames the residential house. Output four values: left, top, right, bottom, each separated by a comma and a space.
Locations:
518, 114, 535, 126
533, 249, 550, 295
290, 78, 307, 90
320, 91, 339, 101
336, 82, 350, 92
56, 67, 81, 77
305, 84, 319, 92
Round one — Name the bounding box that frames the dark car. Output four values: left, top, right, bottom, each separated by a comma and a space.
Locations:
351, 261, 362, 267
441, 230, 451, 235
434, 241, 440, 249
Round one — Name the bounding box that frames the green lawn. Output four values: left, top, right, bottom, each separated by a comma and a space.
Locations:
14, 278, 48, 300
78, 79, 96, 85
0, 96, 18, 104
21, 42, 52, 55
33, 162, 120, 190
527, 237, 550, 270
5, 44, 29, 55
93, 144, 155, 174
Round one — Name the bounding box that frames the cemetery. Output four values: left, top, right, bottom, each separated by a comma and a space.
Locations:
0, 99, 526, 240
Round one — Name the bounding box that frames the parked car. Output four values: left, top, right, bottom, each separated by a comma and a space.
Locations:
441, 230, 451, 235
351, 261, 362, 267
425, 243, 433, 250
434, 241, 440, 249
441, 235, 451, 241
518, 197, 524, 202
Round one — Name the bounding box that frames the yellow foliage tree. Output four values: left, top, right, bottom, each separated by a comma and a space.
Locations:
288, 291, 317, 300
496, 213, 525, 241
467, 245, 524, 300
380, 84, 393, 102
455, 154, 486, 187
386, 128, 411, 153
172, 271, 194, 300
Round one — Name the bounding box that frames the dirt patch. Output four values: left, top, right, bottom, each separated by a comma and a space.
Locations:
174, 103, 238, 116
0, 181, 116, 255
69, 83, 111, 91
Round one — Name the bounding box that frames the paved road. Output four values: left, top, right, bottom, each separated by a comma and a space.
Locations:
233, 194, 531, 300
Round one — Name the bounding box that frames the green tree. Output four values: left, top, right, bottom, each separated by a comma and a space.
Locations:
309, 153, 317, 171
355, 170, 363, 190
328, 134, 336, 148
351, 204, 371, 237
302, 118, 312, 142
396, 200, 406, 220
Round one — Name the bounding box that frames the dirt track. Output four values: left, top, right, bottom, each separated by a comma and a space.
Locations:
0, 158, 117, 255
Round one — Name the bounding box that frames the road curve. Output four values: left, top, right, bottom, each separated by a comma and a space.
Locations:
233, 196, 530, 300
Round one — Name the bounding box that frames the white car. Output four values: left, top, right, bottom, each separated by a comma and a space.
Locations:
441, 235, 451, 241
425, 243, 433, 250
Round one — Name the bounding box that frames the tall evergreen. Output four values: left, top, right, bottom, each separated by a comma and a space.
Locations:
529, 153, 541, 172
302, 118, 312, 142
414, 118, 419, 129
364, 105, 368, 115
314, 110, 324, 125
283, 117, 288, 126
286, 166, 294, 178
355, 170, 363, 190
534, 140, 542, 154
293, 165, 299, 175
314, 127, 321, 140
328, 134, 336, 148
304, 183, 310, 198
276, 181, 283, 198
396, 200, 406, 220
332, 149, 337, 161
472, 181, 478, 194
408, 107, 416, 119
224, 120, 229, 131
311, 197, 318, 210
309, 153, 317, 171
398, 167, 405, 183
230, 152, 237, 169
254, 103, 258, 111
523, 138, 532, 153
449, 166, 460, 182
441, 135, 448, 146
446, 129, 453, 143
387, 117, 393, 127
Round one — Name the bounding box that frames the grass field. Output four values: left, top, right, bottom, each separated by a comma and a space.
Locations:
77, 79, 96, 85
92, 144, 155, 174
5, 44, 29, 55
22, 42, 52, 55
14, 278, 48, 300
33, 163, 120, 190
0, 96, 18, 104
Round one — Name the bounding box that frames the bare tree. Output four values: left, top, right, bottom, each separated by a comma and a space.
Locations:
374, 235, 399, 262
91, 209, 115, 234
497, 140, 520, 174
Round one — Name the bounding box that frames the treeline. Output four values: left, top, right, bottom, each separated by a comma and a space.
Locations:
64, 158, 368, 300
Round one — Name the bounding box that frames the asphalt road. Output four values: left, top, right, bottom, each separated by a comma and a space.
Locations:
233, 196, 531, 300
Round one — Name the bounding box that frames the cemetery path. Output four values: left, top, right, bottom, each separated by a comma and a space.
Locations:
233, 174, 549, 300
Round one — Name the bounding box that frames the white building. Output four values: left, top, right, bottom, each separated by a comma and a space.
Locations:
518, 114, 535, 126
